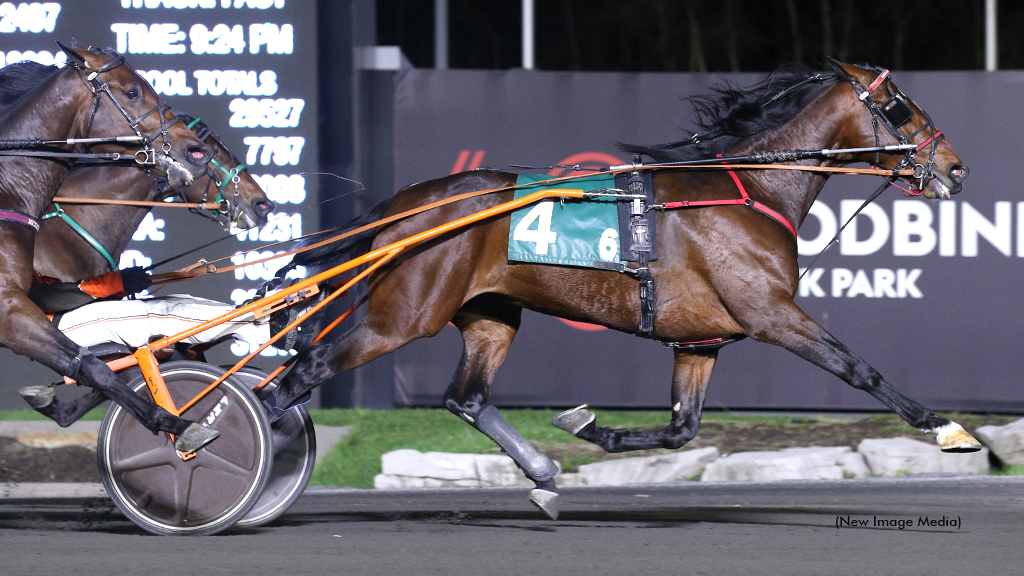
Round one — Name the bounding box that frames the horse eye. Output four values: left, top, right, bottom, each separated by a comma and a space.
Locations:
126, 87, 140, 100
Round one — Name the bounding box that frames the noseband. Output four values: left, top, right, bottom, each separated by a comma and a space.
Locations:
846, 67, 944, 193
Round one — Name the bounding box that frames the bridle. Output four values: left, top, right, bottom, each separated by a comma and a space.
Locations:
64, 50, 194, 180
845, 66, 946, 194
161, 115, 247, 226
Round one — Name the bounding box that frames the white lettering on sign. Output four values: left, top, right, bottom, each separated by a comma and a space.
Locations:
797, 202, 838, 256
512, 201, 558, 255
243, 136, 304, 165
119, 249, 152, 269
223, 0, 285, 8
0, 48, 65, 66
798, 200, 1024, 258
798, 268, 922, 298
253, 173, 305, 205
111, 22, 187, 54
189, 23, 245, 55
132, 213, 165, 241
961, 201, 1011, 257
839, 201, 889, 256
121, 0, 217, 7
892, 200, 935, 256
120, 0, 285, 7
0, 2, 60, 33
248, 22, 292, 54
229, 250, 291, 280
193, 69, 277, 96
235, 212, 301, 242
139, 69, 193, 96
229, 97, 304, 128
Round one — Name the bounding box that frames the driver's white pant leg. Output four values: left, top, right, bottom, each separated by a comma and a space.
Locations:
57, 295, 270, 349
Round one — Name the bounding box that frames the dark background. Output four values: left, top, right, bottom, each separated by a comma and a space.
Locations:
380, 0, 1017, 72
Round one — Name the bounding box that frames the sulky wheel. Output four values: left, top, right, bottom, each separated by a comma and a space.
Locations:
231, 367, 316, 528
97, 361, 272, 536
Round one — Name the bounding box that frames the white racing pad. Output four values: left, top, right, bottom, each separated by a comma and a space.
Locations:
57, 295, 270, 349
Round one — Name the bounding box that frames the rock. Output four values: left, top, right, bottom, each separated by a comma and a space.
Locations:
857, 437, 990, 476
16, 432, 97, 450
975, 419, 1024, 466
375, 449, 533, 489
566, 447, 719, 486
701, 446, 868, 482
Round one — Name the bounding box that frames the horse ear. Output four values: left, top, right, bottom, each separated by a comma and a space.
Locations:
826, 56, 852, 79
56, 41, 86, 66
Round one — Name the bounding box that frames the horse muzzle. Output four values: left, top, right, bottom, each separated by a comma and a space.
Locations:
158, 155, 197, 189
921, 163, 968, 200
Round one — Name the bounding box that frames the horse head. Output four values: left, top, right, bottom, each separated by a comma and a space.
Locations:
827, 58, 968, 200
170, 114, 275, 228
56, 41, 211, 189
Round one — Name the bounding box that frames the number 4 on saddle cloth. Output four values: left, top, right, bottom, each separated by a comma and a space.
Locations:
508, 173, 657, 269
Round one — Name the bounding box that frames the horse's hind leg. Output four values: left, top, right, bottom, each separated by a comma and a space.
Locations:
746, 300, 980, 452
442, 301, 560, 519
20, 388, 107, 428
555, 349, 718, 453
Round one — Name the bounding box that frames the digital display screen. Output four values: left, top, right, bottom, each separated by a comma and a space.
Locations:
0, 0, 319, 374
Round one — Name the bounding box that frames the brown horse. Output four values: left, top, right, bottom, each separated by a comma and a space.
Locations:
18, 113, 274, 426
0, 43, 218, 452
33, 113, 274, 281
271, 60, 976, 516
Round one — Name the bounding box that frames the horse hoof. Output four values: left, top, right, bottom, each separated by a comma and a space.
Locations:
529, 488, 559, 520
18, 386, 55, 410
552, 404, 595, 436
173, 423, 221, 454
936, 423, 983, 453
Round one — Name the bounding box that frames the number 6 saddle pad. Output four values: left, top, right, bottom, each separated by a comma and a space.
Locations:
507, 173, 621, 268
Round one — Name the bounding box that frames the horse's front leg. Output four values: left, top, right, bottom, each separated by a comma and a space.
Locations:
553, 349, 718, 452
1, 288, 216, 453
745, 299, 981, 452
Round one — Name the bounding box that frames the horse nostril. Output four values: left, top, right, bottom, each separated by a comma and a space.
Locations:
254, 200, 275, 217
948, 164, 968, 184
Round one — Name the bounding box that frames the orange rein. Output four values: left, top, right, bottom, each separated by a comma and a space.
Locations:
149, 163, 915, 286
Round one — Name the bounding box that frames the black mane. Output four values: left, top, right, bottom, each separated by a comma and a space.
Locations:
0, 60, 59, 116
624, 63, 839, 163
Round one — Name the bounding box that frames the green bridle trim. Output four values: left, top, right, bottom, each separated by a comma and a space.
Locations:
207, 157, 246, 211
186, 116, 202, 129
41, 203, 119, 272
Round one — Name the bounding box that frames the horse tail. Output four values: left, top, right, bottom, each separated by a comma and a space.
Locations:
243, 197, 394, 307
293, 196, 395, 275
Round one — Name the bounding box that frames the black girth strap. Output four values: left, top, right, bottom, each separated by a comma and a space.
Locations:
615, 169, 658, 338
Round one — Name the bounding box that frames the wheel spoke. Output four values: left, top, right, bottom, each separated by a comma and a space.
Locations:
200, 448, 257, 477
113, 443, 177, 473
171, 465, 195, 524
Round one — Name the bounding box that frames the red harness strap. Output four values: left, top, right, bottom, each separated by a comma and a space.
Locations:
660, 155, 798, 240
